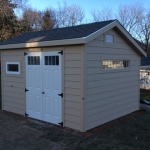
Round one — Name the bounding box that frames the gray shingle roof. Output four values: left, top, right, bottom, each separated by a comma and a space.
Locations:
0, 20, 115, 45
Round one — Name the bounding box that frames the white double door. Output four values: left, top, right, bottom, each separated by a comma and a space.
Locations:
26, 51, 62, 125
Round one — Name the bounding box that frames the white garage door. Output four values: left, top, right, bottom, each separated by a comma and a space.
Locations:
26, 51, 62, 125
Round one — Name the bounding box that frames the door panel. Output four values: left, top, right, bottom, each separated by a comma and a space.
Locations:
26, 51, 62, 125
42, 52, 62, 124
26, 52, 43, 120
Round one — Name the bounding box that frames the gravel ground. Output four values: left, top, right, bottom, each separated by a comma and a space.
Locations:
0, 105, 150, 150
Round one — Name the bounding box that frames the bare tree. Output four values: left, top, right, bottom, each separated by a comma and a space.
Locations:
90, 3, 150, 54
117, 3, 144, 33
91, 7, 114, 22
56, 2, 85, 27
135, 8, 150, 53
117, 3, 150, 53
12, 0, 28, 9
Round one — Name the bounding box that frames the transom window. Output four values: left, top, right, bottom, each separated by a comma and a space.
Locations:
105, 34, 114, 43
102, 60, 130, 69
28, 56, 40, 65
45, 56, 59, 65
6, 62, 20, 74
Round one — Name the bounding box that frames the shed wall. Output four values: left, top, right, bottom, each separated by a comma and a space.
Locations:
1, 45, 84, 131
64, 45, 84, 131
1, 51, 25, 115
84, 28, 141, 131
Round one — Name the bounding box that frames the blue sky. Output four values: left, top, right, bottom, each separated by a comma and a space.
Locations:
28, 0, 150, 20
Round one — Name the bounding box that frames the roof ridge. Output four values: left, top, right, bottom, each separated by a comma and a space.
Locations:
21, 20, 116, 34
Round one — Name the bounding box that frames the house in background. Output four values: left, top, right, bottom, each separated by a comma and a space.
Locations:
0, 20, 146, 132
140, 56, 150, 90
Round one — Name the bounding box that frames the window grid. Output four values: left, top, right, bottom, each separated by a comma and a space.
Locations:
45, 56, 59, 65
28, 56, 40, 65
102, 60, 130, 69
8, 64, 19, 72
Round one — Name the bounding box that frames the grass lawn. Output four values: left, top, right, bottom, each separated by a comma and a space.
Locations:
140, 89, 150, 101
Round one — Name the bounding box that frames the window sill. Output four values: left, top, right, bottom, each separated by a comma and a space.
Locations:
101, 67, 130, 73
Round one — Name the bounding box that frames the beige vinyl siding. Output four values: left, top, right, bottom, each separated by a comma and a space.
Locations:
84, 28, 141, 131
1, 45, 84, 131
1, 51, 25, 115
64, 45, 84, 131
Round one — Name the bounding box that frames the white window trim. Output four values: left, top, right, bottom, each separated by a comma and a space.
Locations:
100, 59, 130, 73
102, 60, 130, 70
103, 34, 115, 47
6, 62, 20, 74
105, 34, 114, 43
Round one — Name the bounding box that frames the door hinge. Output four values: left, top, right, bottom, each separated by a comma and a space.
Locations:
58, 122, 63, 126
58, 50, 63, 55
25, 88, 29, 92
24, 52, 28, 56
58, 93, 63, 98
25, 113, 29, 117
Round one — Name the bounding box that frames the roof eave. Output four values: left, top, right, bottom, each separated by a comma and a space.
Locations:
0, 37, 86, 50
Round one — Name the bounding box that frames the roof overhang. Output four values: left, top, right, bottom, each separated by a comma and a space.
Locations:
0, 37, 86, 49
0, 20, 147, 57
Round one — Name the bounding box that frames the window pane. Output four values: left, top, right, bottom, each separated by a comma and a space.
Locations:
37, 56, 40, 65
8, 64, 19, 72
103, 60, 129, 69
56, 56, 59, 65
45, 56, 48, 65
28, 56, 31, 65
31, 56, 33, 65
49, 56, 52, 65
52, 56, 55, 65
106, 35, 114, 43
34, 56, 36, 65
28, 56, 40, 65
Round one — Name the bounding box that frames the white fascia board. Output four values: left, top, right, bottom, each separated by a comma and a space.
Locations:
85, 21, 117, 43
115, 21, 147, 57
0, 37, 86, 50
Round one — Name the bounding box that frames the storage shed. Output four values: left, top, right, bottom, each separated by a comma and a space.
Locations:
0, 20, 146, 132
